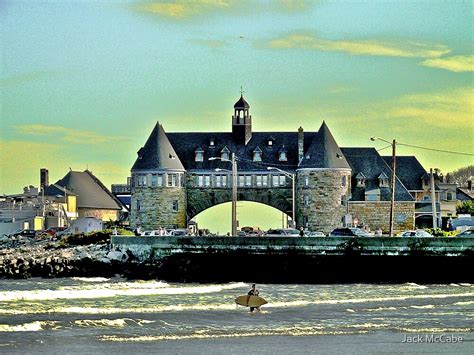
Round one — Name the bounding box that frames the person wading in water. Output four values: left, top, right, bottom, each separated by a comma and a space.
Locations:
247, 284, 260, 312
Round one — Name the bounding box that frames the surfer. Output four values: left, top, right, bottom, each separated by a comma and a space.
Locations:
248, 284, 260, 312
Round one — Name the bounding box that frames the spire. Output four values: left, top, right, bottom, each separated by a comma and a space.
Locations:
132, 122, 185, 171
298, 121, 350, 169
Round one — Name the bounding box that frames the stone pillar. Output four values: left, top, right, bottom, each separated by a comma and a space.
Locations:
298, 127, 304, 163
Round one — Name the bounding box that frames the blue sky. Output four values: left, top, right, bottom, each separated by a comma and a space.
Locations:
1, 0, 473, 198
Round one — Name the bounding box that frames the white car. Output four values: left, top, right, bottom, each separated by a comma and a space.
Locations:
307, 231, 326, 237
265, 228, 301, 237
399, 230, 433, 238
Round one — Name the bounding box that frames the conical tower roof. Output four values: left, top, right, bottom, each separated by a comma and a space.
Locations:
298, 121, 351, 169
132, 122, 185, 171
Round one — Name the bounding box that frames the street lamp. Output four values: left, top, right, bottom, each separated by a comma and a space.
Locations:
267, 167, 296, 228
209, 154, 238, 236
371, 137, 396, 237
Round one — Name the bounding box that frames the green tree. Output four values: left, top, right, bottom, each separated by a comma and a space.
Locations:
457, 201, 474, 215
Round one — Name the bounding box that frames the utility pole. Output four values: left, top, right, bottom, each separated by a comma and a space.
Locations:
231, 153, 237, 236
389, 139, 396, 237
430, 168, 437, 228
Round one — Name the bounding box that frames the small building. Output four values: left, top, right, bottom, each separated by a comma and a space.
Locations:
55, 170, 124, 221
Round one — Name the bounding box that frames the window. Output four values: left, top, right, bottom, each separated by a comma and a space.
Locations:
151, 174, 158, 187
221, 147, 230, 161
245, 175, 252, 187
341, 176, 346, 187
378, 173, 389, 187
268, 139, 273, 146
423, 195, 431, 201
365, 193, 380, 201
136, 199, 141, 211
209, 139, 215, 147
304, 175, 309, 187
239, 175, 245, 187
447, 192, 453, 201
272, 175, 279, 187
137, 174, 147, 187
256, 175, 262, 187
167, 174, 177, 187
304, 194, 309, 207
303, 216, 308, 228
195, 148, 204, 162
341, 195, 346, 205
253, 150, 262, 162
262, 175, 268, 187
215, 175, 227, 188
204, 175, 210, 187
158, 174, 163, 186
278, 175, 285, 186
172, 200, 178, 212
279, 151, 287, 162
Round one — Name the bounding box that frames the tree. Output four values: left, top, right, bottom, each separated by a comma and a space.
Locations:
447, 165, 474, 185
457, 201, 474, 215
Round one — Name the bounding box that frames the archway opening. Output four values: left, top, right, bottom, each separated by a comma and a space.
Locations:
193, 201, 291, 235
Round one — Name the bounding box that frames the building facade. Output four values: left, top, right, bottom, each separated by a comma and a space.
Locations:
130, 94, 417, 234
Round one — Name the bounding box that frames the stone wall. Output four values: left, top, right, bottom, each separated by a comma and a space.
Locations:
348, 201, 415, 233
130, 186, 187, 229
296, 169, 351, 233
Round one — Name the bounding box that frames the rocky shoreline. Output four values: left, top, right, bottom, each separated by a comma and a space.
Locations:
0, 233, 160, 279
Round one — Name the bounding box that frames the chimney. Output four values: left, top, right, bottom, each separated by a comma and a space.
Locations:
468, 180, 472, 191
40, 168, 49, 190
298, 126, 304, 163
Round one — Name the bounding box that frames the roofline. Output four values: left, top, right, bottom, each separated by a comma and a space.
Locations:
296, 168, 352, 172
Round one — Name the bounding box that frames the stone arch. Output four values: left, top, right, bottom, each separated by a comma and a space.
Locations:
186, 187, 292, 221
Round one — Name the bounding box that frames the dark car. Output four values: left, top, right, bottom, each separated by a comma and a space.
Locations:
330, 228, 371, 237
10, 229, 37, 238
456, 228, 474, 237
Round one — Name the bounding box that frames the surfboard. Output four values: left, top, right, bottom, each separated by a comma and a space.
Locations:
235, 295, 268, 307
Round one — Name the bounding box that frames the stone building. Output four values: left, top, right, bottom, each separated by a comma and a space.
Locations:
130, 94, 417, 234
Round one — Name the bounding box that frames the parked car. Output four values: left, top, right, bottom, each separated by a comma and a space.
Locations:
399, 230, 433, 238
330, 228, 371, 237
265, 228, 301, 237
171, 229, 187, 237
237, 231, 247, 237
307, 231, 326, 237
9, 229, 37, 238
456, 228, 474, 237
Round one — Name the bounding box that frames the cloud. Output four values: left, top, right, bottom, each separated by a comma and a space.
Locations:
420, 55, 474, 72
1, 71, 52, 86
189, 39, 227, 49
133, 0, 235, 20
386, 88, 474, 128
132, 0, 316, 20
266, 33, 450, 58
13, 125, 128, 145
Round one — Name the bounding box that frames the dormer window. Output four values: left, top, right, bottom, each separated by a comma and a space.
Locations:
268, 140, 273, 146
209, 139, 215, 147
267, 136, 275, 146
378, 172, 389, 187
221, 146, 230, 161
253, 147, 262, 162
356, 172, 366, 187
194, 147, 204, 162
278, 146, 287, 161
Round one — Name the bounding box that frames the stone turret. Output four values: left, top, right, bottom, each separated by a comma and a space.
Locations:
296, 122, 352, 233
130, 122, 187, 229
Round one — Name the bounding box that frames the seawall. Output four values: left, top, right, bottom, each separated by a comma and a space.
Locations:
111, 236, 474, 283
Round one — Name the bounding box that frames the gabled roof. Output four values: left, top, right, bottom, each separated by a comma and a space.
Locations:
341, 147, 414, 202
132, 122, 185, 171
378, 172, 389, 179
382, 156, 427, 191
56, 170, 123, 210
299, 122, 350, 169
355, 172, 367, 179
234, 95, 250, 108
457, 188, 474, 201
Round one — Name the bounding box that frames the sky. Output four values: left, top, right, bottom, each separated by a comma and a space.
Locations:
1, 0, 473, 231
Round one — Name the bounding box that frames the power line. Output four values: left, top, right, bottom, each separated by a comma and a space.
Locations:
396, 142, 474, 156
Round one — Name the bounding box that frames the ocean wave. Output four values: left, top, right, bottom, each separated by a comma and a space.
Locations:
73, 318, 154, 328
0, 282, 246, 302
403, 283, 428, 289
70, 277, 110, 282
398, 327, 472, 333
453, 301, 474, 306
0, 321, 60, 332
99, 328, 368, 342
